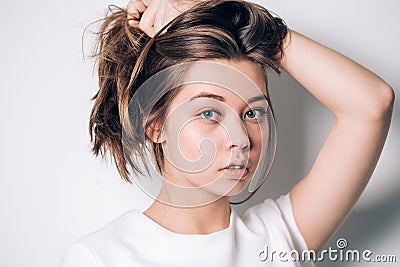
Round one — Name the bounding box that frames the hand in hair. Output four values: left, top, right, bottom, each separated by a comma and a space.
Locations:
127, 0, 199, 37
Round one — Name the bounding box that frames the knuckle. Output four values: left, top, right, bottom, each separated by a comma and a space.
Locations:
127, 1, 138, 11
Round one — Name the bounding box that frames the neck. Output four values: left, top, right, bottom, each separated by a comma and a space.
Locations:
144, 195, 231, 234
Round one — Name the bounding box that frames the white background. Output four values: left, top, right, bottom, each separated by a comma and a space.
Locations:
0, 0, 399, 266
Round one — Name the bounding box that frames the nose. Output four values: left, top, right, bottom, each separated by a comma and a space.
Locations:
223, 116, 250, 151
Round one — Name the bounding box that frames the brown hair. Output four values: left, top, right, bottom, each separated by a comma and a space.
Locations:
88, 0, 288, 183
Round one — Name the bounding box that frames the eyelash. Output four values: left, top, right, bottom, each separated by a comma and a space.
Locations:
198, 108, 268, 122
244, 108, 268, 120
198, 108, 222, 122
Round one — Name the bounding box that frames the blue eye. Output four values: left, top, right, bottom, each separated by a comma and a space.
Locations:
200, 109, 221, 121
245, 108, 267, 120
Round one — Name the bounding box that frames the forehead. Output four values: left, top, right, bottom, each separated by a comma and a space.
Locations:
174, 59, 267, 105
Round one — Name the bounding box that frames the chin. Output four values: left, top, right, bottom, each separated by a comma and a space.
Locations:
207, 179, 250, 197
189, 170, 254, 198
224, 183, 249, 196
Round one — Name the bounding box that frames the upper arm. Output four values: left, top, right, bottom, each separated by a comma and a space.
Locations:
61, 242, 100, 267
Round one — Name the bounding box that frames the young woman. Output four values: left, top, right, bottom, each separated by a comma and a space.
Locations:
61, 0, 394, 266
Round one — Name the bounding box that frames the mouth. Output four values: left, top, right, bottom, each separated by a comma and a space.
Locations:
220, 164, 250, 180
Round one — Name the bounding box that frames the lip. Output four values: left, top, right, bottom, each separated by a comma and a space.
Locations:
220, 167, 249, 180
221, 160, 248, 169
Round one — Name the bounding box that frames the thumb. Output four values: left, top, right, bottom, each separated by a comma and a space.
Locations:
138, 2, 158, 37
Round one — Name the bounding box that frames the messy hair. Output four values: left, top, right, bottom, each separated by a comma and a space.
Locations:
88, 0, 288, 182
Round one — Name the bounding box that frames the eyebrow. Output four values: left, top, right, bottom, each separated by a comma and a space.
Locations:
189, 92, 225, 102
248, 95, 269, 103
189, 92, 268, 104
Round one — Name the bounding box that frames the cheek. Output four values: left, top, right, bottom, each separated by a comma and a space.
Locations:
179, 126, 203, 161
178, 123, 220, 162
248, 125, 266, 160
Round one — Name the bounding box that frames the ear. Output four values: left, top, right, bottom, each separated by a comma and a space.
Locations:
145, 120, 165, 143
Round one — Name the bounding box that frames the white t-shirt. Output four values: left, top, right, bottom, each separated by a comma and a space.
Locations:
61, 193, 315, 267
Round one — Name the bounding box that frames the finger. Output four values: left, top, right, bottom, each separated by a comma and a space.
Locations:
139, 3, 158, 37
127, 0, 147, 27
127, 0, 147, 20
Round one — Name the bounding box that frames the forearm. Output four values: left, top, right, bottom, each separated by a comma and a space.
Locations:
280, 30, 394, 120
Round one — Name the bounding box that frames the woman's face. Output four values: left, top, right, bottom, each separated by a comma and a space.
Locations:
159, 59, 270, 200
